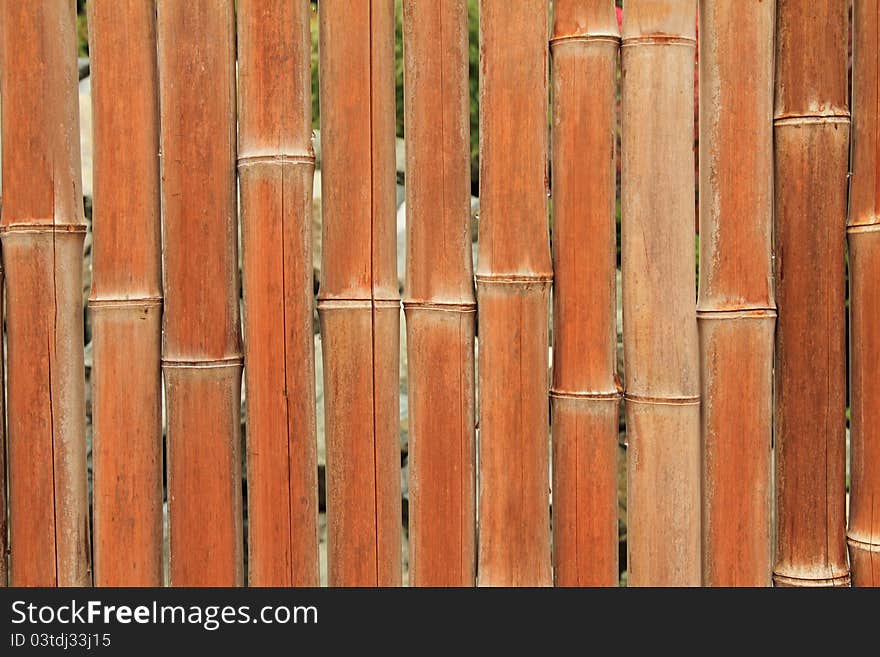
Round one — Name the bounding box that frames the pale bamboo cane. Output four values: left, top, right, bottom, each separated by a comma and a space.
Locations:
621, 0, 701, 586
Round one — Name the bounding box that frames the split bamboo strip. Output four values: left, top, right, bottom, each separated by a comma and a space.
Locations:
697, 0, 775, 587
477, 0, 552, 587
317, 0, 402, 587
847, 0, 880, 587
621, 0, 700, 587
549, 0, 620, 588
773, 0, 850, 588
0, 0, 91, 586
157, 0, 243, 586
87, 0, 163, 587
238, 0, 320, 588
402, 0, 476, 586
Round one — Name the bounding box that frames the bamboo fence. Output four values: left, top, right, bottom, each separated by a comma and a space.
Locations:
0, 0, 876, 590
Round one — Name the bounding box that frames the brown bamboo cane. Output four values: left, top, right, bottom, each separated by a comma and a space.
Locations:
621, 0, 700, 587
0, 256, 5, 587
87, 0, 163, 587
549, 0, 620, 588
0, 0, 91, 586
157, 0, 243, 586
317, 0, 402, 587
772, 0, 850, 588
847, 0, 880, 587
477, 0, 553, 587
697, 0, 775, 587
402, 0, 476, 587
238, 0, 320, 588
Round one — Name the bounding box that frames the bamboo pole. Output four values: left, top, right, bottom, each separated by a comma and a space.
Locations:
87, 0, 163, 587
697, 0, 775, 587
549, 0, 620, 588
402, 0, 476, 586
0, 257, 6, 587
477, 0, 552, 587
157, 0, 243, 586
317, 0, 402, 587
0, 0, 91, 586
621, 0, 700, 586
238, 0, 320, 588
773, 0, 850, 588
847, 0, 880, 587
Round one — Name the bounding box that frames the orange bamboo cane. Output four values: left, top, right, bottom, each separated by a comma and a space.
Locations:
697, 0, 775, 587
0, 0, 91, 586
317, 0, 402, 587
87, 0, 163, 587
621, 0, 700, 586
772, 0, 850, 588
402, 0, 476, 587
477, 0, 552, 587
238, 0, 320, 588
773, 0, 849, 586
549, 0, 620, 588
157, 0, 243, 586
847, 0, 880, 587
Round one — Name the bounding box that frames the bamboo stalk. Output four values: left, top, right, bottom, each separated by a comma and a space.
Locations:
0, 0, 91, 586
621, 0, 700, 587
847, 0, 880, 587
402, 0, 476, 587
317, 0, 402, 587
549, 0, 620, 588
697, 0, 775, 587
157, 0, 243, 586
238, 0, 319, 588
0, 256, 6, 587
477, 0, 552, 587
772, 0, 850, 588
87, 0, 163, 587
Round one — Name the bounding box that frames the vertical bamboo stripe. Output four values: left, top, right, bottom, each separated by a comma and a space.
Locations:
157, 0, 244, 586
0, 0, 91, 586
550, 0, 620, 588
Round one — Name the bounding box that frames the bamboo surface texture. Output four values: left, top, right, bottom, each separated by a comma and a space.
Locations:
402, 0, 476, 587
238, 0, 319, 588
773, 0, 850, 587
157, 0, 244, 586
0, 0, 91, 586
621, 0, 701, 587
549, 0, 620, 587
697, 0, 775, 587
477, 0, 552, 587
847, 0, 880, 587
87, 0, 163, 587
317, 0, 402, 587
